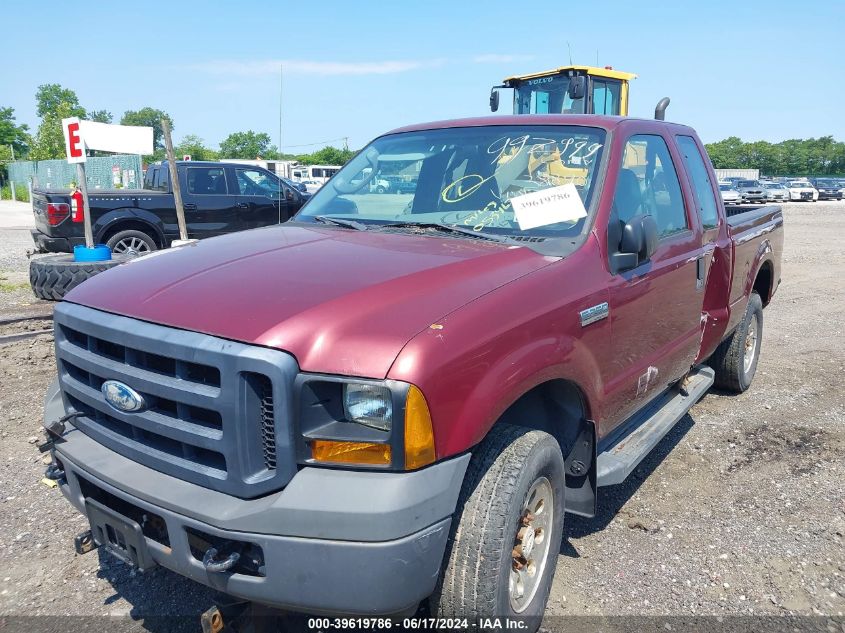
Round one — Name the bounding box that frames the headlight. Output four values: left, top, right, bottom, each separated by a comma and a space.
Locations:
343, 383, 392, 431
300, 379, 436, 470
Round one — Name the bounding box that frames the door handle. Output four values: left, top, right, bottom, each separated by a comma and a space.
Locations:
183, 203, 197, 211
236, 202, 250, 209
696, 255, 706, 290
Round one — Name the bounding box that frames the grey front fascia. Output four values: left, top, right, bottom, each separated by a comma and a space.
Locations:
46, 378, 470, 543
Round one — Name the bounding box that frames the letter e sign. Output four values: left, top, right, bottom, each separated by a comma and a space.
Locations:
62, 117, 87, 164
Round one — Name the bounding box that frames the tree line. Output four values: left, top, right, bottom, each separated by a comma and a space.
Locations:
704, 136, 845, 176
0, 83, 356, 170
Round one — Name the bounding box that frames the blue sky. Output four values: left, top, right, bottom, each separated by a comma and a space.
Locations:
2, 0, 843, 150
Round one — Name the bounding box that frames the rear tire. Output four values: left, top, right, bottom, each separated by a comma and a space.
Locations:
431, 424, 565, 630
29, 254, 124, 301
710, 292, 763, 393
106, 229, 157, 257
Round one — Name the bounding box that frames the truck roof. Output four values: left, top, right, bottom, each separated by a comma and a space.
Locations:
504, 65, 638, 83
386, 115, 697, 137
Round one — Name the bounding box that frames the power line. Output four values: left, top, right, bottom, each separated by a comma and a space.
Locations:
281, 136, 349, 150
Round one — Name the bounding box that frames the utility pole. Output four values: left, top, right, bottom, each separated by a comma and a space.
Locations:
9, 145, 16, 202
76, 162, 94, 248
161, 118, 188, 242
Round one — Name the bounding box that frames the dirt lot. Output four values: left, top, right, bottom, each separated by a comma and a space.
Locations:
0, 203, 843, 630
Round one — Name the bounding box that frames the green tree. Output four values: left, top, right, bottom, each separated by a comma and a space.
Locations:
120, 107, 173, 150
297, 145, 355, 165
35, 84, 86, 119
88, 109, 113, 123
175, 134, 218, 161
29, 101, 81, 160
219, 131, 276, 159
0, 107, 30, 157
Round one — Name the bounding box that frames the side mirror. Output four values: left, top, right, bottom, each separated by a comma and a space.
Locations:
489, 88, 500, 112
568, 76, 586, 100
286, 188, 294, 201
612, 214, 658, 272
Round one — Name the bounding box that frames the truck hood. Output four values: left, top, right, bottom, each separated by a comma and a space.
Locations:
65, 224, 552, 378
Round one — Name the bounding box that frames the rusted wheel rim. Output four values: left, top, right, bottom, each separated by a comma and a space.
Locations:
744, 317, 758, 374
509, 476, 554, 613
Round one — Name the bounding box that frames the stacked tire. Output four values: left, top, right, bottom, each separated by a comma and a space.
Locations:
29, 255, 125, 301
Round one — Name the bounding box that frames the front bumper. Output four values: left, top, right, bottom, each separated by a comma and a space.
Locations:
45, 380, 469, 615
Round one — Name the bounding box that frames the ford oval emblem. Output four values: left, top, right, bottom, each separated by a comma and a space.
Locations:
101, 380, 146, 413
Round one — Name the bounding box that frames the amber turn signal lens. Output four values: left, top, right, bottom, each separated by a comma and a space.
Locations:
404, 385, 436, 470
311, 440, 391, 465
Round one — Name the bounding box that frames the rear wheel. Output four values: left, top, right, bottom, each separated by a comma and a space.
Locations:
106, 230, 157, 257
710, 292, 763, 393
431, 425, 565, 629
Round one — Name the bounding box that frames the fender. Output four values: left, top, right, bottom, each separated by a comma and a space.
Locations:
725, 239, 773, 334
390, 319, 604, 459
93, 208, 168, 246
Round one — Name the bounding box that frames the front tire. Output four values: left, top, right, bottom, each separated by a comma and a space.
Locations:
710, 292, 763, 393
431, 425, 565, 629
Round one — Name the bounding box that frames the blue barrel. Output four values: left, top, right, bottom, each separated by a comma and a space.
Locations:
73, 245, 112, 262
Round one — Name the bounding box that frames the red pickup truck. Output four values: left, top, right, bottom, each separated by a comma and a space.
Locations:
42, 115, 782, 625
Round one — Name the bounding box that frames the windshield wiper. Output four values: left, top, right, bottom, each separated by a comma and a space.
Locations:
376, 221, 513, 243
312, 215, 369, 231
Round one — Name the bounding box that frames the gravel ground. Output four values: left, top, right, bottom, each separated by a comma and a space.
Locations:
0, 203, 843, 631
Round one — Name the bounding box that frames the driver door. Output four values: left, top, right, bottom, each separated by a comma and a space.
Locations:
233, 168, 287, 228
601, 133, 705, 430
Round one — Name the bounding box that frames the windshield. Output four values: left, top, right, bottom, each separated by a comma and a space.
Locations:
513, 76, 586, 115
737, 180, 758, 187
296, 125, 608, 240
719, 184, 734, 191
816, 179, 836, 187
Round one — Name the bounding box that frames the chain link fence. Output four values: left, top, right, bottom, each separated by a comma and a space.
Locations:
3, 155, 143, 200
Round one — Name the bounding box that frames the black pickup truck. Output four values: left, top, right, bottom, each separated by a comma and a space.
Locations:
30, 161, 309, 256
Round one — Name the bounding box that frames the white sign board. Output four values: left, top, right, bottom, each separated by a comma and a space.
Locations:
61, 118, 154, 163
61, 117, 86, 164
509, 183, 588, 231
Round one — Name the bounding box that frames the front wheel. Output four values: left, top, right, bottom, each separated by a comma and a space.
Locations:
710, 292, 763, 393
431, 425, 565, 628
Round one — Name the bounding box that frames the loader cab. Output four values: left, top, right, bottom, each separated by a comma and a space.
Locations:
490, 66, 637, 116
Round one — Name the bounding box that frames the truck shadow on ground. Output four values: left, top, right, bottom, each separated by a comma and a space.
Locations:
560, 412, 696, 556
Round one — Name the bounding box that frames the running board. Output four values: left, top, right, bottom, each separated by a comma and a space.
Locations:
596, 366, 714, 487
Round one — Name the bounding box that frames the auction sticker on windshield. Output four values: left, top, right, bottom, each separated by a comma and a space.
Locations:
509, 183, 587, 230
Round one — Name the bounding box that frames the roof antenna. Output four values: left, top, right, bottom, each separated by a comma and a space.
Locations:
567, 42, 573, 65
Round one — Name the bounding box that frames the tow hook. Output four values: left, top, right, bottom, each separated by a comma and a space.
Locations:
38, 412, 82, 453
203, 547, 241, 573
44, 462, 65, 481
74, 529, 98, 555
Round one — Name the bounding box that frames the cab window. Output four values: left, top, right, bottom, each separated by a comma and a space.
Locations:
187, 167, 227, 195
614, 134, 688, 238
236, 169, 282, 196
676, 136, 719, 229
592, 79, 621, 115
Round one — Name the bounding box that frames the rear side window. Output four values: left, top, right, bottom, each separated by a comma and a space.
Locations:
676, 135, 719, 229
615, 134, 688, 238
187, 167, 228, 195
143, 167, 156, 189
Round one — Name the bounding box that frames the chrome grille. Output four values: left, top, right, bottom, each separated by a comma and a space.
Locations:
53, 302, 298, 499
